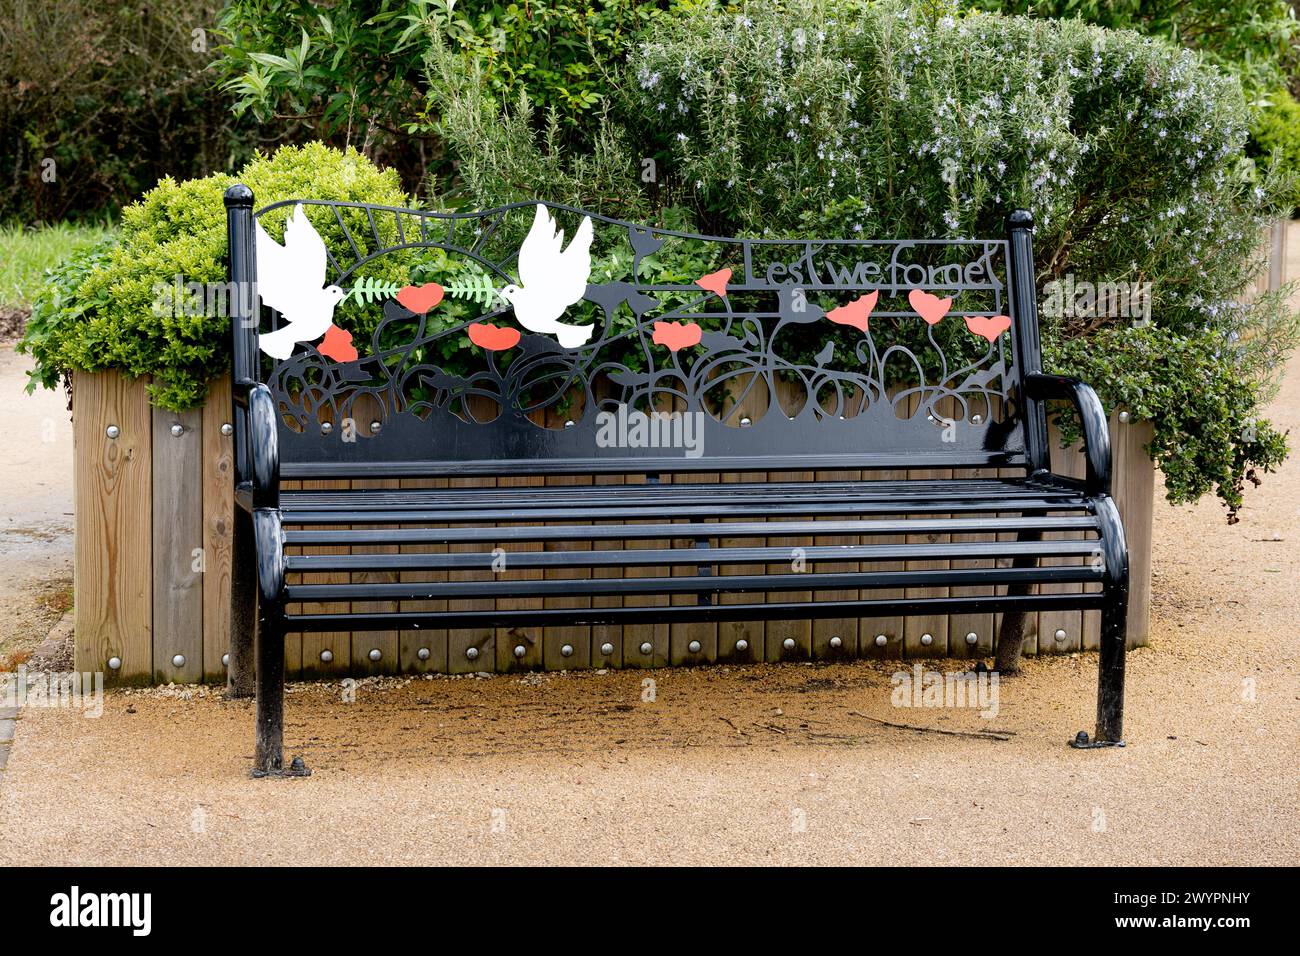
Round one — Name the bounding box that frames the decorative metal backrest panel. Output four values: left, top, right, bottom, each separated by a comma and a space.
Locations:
243, 198, 1030, 473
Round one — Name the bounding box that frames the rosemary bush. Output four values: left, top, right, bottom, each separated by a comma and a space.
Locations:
433, 0, 1299, 515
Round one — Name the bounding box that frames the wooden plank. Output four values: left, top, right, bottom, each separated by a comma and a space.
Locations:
859, 389, 906, 661
621, 472, 670, 669
200, 375, 235, 683
1269, 219, 1286, 292
764, 378, 812, 662
350, 472, 401, 675
717, 377, 766, 664
399, 476, 448, 674
448, 395, 497, 674
152, 407, 204, 683
902, 394, 951, 657
670, 468, 719, 665
1112, 414, 1155, 648
590, 472, 624, 668
542, 402, 591, 670
495, 472, 545, 672
73, 372, 153, 682
1035, 421, 1083, 654
812, 465, 860, 660
945, 466, 997, 660
296, 477, 352, 680
447, 470, 497, 674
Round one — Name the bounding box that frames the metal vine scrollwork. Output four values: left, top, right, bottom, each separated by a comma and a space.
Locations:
253, 199, 1022, 463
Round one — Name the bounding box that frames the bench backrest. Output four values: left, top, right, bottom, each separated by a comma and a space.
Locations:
225, 188, 1049, 479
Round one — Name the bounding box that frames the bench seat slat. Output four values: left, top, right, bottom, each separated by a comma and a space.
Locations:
283, 592, 1109, 633
284, 515, 1097, 546
279, 477, 1079, 508
285, 538, 1099, 572
285, 564, 1103, 603
280, 497, 1088, 525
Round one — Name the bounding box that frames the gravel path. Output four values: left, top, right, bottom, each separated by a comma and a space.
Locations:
0, 232, 1296, 866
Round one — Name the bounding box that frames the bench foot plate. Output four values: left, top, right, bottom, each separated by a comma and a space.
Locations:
251, 755, 312, 778
1069, 730, 1125, 749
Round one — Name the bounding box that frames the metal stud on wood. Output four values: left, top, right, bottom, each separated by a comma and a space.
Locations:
108, 656, 121, 670
170, 423, 184, 438
735, 639, 749, 652
1054, 628, 1068, 642
320, 421, 332, 434
105, 425, 120, 439
222, 653, 229, 667
829, 636, 843, 649
368, 648, 382, 662
466, 646, 480, 661
320, 649, 333, 663
600, 642, 614, 656
561, 643, 574, 657
171, 654, 186, 667
417, 647, 431, 661
782, 637, 796, 651
965, 632, 978, 645
688, 640, 702, 654
513, 644, 526, 658
220, 423, 233, 436
874, 634, 888, 647
920, 633, 933, 646
639, 642, 653, 655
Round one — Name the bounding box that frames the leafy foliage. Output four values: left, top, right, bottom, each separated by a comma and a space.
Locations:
0, 0, 259, 223
1251, 87, 1300, 211
432, 0, 1298, 513
19, 144, 411, 410
214, 0, 690, 191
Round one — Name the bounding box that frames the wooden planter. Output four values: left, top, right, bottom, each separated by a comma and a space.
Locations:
73, 370, 1155, 685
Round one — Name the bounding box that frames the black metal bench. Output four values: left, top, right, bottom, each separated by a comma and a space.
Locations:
223, 186, 1129, 776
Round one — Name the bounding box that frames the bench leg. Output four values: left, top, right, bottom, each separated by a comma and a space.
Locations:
1072, 496, 1128, 749
1090, 588, 1128, 746
252, 610, 286, 775
227, 507, 257, 698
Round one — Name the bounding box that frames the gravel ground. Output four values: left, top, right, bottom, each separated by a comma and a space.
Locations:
0, 232, 1296, 867
0, 346, 73, 671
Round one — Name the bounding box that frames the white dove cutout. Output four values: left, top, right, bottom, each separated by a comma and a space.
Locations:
254, 204, 346, 360
498, 204, 595, 349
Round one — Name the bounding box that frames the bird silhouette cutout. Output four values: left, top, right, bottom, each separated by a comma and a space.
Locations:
254, 204, 347, 360
498, 204, 596, 349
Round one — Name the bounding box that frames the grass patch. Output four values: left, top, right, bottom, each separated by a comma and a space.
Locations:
0, 221, 115, 311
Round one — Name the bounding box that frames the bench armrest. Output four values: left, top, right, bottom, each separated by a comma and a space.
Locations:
246, 382, 281, 510
1024, 372, 1111, 497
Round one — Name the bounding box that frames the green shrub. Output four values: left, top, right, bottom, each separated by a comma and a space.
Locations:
1251, 88, 1300, 212
19, 144, 411, 410
0, 0, 258, 223
433, 0, 1298, 515
214, 0, 690, 191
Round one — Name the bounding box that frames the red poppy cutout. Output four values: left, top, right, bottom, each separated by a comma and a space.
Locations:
963, 314, 1013, 342
396, 282, 445, 314
695, 268, 732, 298
317, 324, 358, 362
468, 322, 521, 351
908, 288, 952, 325
826, 290, 879, 332
652, 320, 703, 351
